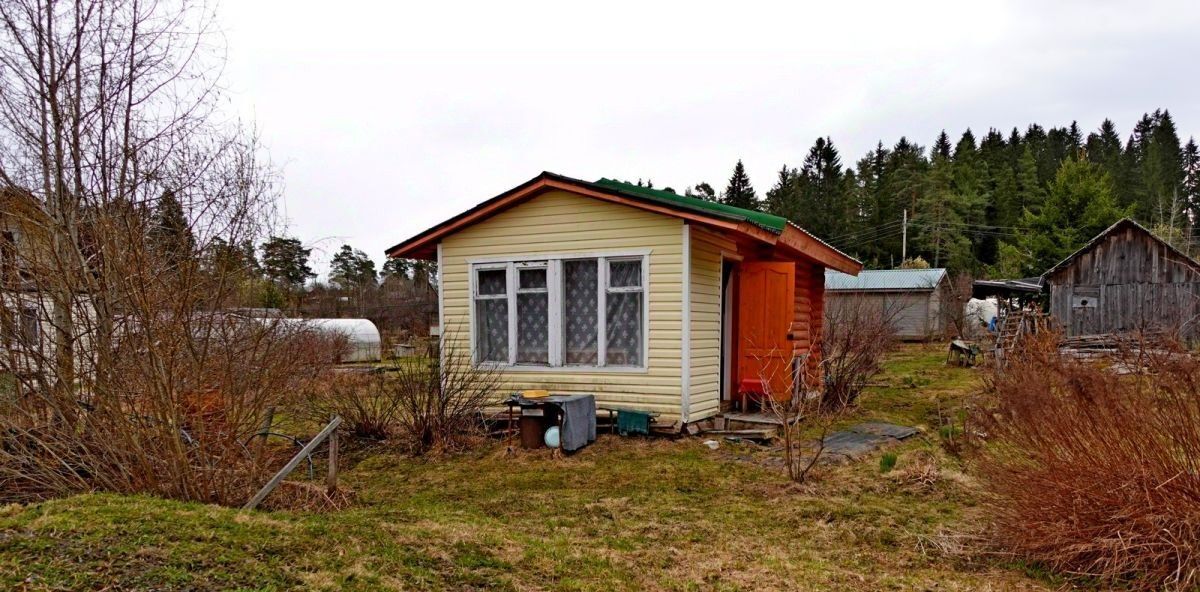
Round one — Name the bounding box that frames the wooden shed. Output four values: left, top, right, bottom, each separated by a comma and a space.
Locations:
385, 172, 862, 427
1043, 218, 1200, 338
824, 268, 948, 340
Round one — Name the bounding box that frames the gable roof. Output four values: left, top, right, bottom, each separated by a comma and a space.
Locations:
385, 172, 862, 274
1041, 217, 1200, 279
825, 268, 947, 292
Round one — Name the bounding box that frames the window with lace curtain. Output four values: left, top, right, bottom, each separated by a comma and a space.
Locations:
470, 254, 646, 369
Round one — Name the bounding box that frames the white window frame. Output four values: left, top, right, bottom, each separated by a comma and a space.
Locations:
471, 263, 510, 364
467, 250, 650, 372
514, 261, 551, 365
600, 256, 646, 368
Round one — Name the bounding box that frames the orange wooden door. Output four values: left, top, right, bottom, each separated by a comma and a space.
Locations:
737, 262, 796, 402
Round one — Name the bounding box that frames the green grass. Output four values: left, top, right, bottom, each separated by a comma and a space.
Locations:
0, 345, 1045, 591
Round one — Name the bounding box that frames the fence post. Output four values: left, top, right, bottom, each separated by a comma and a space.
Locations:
326, 414, 339, 492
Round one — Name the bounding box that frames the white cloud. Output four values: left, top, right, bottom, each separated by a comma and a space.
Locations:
216, 0, 1200, 275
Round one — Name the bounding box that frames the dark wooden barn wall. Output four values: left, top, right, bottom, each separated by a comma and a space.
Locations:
1046, 226, 1200, 337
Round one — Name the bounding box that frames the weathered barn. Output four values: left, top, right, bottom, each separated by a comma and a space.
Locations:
824, 268, 948, 340
385, 172, 862, 426
1043, 218, 1200, 338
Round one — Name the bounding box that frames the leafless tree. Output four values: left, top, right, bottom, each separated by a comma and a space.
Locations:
0, 1, 332, 505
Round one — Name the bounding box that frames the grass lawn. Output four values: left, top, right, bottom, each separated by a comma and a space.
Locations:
0, 344, 1048, 591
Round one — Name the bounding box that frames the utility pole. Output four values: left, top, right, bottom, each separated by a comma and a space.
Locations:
901, 210, 908, 262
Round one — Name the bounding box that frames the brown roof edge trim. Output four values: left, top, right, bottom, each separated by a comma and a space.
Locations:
385, 172, 781, 260
779, 226, 863, 275
384, 172, 553, 260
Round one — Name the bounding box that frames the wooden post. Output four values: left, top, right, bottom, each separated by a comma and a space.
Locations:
326, 415, 339, 493
243, 415, 342, 511
253, 406, 276, 469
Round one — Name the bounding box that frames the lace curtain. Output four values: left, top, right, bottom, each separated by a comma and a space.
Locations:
564, 260, 598, 364
475, 269, 508, 362
605, 259, 642, 365
516, 268, 549, 363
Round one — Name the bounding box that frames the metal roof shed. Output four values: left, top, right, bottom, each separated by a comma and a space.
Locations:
825, 268, 949, 340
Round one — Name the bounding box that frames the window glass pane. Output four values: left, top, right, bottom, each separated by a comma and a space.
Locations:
608, 260, 642, 288
475, 299, 508, 362
606, 292, 642, 366
477, 268, 506, 296
517, 292, 549, 363
518, 267, 546, 290
564, 259, 598, 364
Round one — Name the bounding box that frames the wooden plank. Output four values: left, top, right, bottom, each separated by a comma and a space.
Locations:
243, 416, 342, 511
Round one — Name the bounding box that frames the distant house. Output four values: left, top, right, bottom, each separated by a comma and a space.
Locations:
0, 188, 95, 376
1043, 218, 1200, 338
824, 268, 949, 340
385, 172, 861, 426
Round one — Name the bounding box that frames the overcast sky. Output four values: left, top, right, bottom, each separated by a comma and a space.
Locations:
217, 0, 1200, 277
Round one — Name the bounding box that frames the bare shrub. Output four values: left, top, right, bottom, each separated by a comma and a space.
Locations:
296, 371, 400, 442
821, 294, 902, 410
0, 321, 336, 504
941, 272, 976, 339
974, 331, 1200, 590
293, 333, 500, 453
388, 336, 500, 454
0, 1, 336, 508
752, 348, 845, 483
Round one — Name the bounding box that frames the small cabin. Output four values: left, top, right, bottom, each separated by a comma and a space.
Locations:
1043, 218, 1200, 338
385, 172, 862, 428
824, 268, 949, 340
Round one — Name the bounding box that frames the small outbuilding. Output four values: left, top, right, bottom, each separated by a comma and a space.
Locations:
824, 268, 949, 340
1043, 218, 1200, 338
384, 172, 862, 426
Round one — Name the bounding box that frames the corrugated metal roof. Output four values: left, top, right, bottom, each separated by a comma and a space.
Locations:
593, 178, 789, 233
825, 268, 947, 292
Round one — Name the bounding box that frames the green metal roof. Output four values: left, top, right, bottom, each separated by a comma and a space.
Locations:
592, 178, 788, 234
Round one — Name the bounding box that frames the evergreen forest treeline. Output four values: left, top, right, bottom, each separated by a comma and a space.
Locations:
667, 109, 1198, 278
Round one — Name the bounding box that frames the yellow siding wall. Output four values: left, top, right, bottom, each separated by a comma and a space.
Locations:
440, 190, 687, 419
688, 226, 737, 420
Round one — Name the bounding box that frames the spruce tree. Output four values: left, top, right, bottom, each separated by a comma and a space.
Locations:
794, 137, 850, 240
721, 160, 758, 210
763, 166, 801, 222
1020, 157, 1128, 273
1183, 138, 1200, 242
1145, 109, 1185, 227
1015, 144, 1045, 216
149, 190, 196, 270
1086, 119, 1124, 201
915, 148, 972, 269
950, 129, 993, 264
848, 143, 894, 265
932, 131, 952, 160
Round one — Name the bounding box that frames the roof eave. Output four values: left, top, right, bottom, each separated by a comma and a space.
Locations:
779, 225, 862, 275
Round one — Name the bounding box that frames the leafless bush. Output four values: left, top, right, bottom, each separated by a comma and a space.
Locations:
374, 335, 499, 454
974, 331, 1200, 590
293, 333, 499, 453
748, 348, 844, 482
821, 294, 902, 410
941, 272, 975, 339
296, 371, 400, 441
0, 321, 336, 504
0, 1, 336, 507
